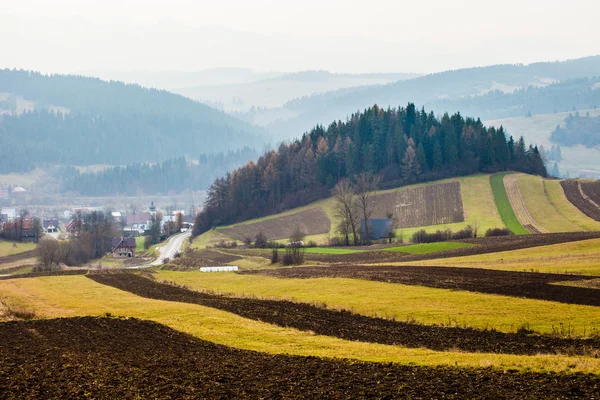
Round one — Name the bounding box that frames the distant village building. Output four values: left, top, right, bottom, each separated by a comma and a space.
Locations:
111, 212, 122, 222
43, 218, 60, 233
126, 212, 152, 232
111, 237, 136, 258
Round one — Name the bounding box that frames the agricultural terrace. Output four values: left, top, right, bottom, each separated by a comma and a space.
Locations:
203, 174, 506, 245
489, 172, 528, 235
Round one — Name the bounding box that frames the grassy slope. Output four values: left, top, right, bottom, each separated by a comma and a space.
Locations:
489, 173, 528, 235
544, 180, 600, 232
516, 174, 600, 232
158, 271, 600, 338
197, 174, 506, 245
385, 242, 474, 254
396, 238, 600, 276
2, 276, 599, 373
0, 241, 36, 257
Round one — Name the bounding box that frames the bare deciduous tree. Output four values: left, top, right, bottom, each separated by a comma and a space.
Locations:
354, 172, 381, 244
333, 179, 359, 246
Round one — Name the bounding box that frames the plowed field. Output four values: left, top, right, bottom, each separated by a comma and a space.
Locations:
504, 174, 548, 233
2, 317, 599, 399
88, 272, 600, 355
248, 265, 600, 306
221, 207, 331, 240
562, 180, 600, 221
372, 181, 464, 228
168, 250, 241, 269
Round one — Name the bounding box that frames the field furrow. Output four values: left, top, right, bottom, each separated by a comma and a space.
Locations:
561, 180, 600, 221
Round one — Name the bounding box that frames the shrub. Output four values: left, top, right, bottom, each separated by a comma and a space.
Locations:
173, 251, 182, 259
243, 236, 253, 246
306, 240, 317, 248
163, 257, 170, 265
215, 240, 238, 249
452, 225, 475, 240
485, 228, 513, 237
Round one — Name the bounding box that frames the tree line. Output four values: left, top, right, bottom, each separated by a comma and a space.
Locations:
193, 103, 547, 236
60, 148, 259, 196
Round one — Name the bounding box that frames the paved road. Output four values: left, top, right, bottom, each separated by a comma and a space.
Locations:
150, 231, 191, 266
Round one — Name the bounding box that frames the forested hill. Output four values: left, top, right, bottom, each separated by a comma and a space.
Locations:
551, 112, 600, 148
0, 70, 266, 172
193, 103, 546, 235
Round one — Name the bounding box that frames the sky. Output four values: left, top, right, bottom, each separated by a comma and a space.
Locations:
1, 0, 599, 74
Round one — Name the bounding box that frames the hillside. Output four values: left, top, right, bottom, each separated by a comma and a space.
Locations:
0, 70, 266, 173
195, 173, 600, 246
259, 57, 600, 139
193, 103, 547, 237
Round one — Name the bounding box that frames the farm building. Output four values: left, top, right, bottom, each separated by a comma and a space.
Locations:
360, 218, 393, 241
111, 237, 136, 258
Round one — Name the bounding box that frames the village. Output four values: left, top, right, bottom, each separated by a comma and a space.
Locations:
0, 200, 194, 259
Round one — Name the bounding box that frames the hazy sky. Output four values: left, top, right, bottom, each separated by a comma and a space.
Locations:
1, 0, 599, 74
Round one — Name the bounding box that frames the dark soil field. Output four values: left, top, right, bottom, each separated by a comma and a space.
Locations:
221, 207, 331, 240
167, 249, 242, 269
249, 265, 600, 307
0, 250, 36, 265
372, 181, 465, 228
229, 232, 600, 264
2, 317, 599, 399
561, 180, 600, 221
0, 269, 88, 281
88, 272, 600, 355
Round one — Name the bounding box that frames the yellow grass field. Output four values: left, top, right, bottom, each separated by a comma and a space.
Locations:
158, 270, 600, 336
515, 175, 600, 232
1, 275, 600, 374
396, 238, 600, 276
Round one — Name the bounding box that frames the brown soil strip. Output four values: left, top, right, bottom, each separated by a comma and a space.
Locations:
167, 250, 242, 270
0, 250, 36, 265
561, 180, 600, 221
1, 317, 599, 399
248, 265, 600, 307
0, 269, 88, 281
221, 207, 331, 240
371, 181, 464, 228
88, 272, 600, 355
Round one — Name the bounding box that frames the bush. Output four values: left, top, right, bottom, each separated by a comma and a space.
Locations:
173, 251, 182, 259
243, 236, 253, 246
485, 228, 513, 237
451, 225, 475, 240
163, 257, 170, 265
306, 240, 317, 248
215, 240, 238, 249
411, 226, 477, 243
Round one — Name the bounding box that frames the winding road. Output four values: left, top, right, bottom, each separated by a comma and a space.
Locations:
151, 231, 191, 266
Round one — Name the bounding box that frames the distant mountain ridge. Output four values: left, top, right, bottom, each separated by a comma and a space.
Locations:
0, 69, 267, 173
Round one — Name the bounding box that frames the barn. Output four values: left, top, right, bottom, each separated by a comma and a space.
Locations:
111, 237, 136, 258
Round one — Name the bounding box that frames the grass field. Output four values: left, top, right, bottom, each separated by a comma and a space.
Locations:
398, 238, 600, 276
158, 271, 600, 337
135, 237, 145, 253
516, 175, 581, 232
385, 242, 475, 254
490, 173, 529, 234
0, 241, 36, 257
3, 276, 600, 373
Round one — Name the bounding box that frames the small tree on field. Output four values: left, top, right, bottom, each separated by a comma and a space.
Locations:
254, 231, 268, 248
333, 179, 359, 246
354, 172, 381, 244
36, 238, 61, 271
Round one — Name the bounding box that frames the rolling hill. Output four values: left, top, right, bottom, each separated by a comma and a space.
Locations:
259, 56, 600, 139
0, 70, 267, 173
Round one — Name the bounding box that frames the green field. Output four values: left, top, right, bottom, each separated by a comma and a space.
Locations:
385, 242, 475, 254
489, 173, 528, 235
0, 241, 36, 257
